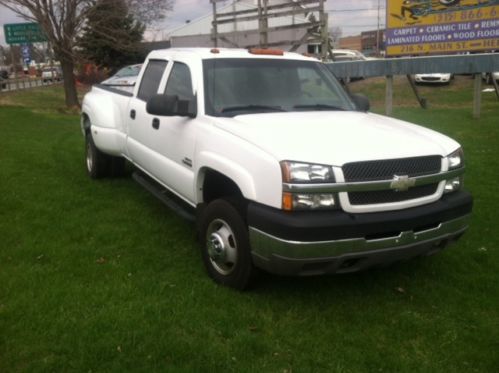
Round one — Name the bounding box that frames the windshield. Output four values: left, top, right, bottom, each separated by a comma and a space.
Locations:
203, 58, 355, 117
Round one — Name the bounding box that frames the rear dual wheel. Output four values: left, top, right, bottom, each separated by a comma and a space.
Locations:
85, 133, 126, 178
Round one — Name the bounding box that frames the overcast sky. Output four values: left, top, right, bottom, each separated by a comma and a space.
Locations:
0, 0, 385, 45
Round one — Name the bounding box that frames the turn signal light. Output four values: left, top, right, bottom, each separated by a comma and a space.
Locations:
282, 192, 293, 211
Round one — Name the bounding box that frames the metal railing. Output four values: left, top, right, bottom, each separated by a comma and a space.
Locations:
0, 76, 61, 93
326, 53, 499, 118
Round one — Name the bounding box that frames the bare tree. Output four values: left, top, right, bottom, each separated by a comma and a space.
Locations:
0, 0, 95, 107
329, 26, 342, 49
127, 0, 174, 25
0, 0, 173, 107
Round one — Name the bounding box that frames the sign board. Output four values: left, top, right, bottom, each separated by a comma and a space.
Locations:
21, 44, 31, 65
3, 23, 47, 45
385, 0, 499, 56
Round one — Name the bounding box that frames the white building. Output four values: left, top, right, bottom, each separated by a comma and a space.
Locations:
167, 0, 325, 54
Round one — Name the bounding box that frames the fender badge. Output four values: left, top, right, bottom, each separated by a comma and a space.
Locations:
390, 175, 416, 192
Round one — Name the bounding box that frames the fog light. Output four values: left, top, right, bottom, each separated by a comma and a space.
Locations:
444, 177, 462, 193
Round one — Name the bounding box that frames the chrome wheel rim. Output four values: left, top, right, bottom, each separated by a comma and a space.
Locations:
206, 218, 237, 275
86, 141, 93, 172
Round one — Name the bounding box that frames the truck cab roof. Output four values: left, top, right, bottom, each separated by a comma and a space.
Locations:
146, 47, 317, 62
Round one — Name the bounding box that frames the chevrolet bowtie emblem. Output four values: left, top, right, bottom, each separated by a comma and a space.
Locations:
390, 175, 416, 192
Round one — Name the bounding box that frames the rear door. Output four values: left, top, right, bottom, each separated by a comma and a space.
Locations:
126, 59, 169, 171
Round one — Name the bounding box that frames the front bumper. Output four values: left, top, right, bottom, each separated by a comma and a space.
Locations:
248, 191, 472, 276
415, 77, 451, 83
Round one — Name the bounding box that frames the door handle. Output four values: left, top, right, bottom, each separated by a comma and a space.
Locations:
130, 109, 136, 119
152, 118, 160, 130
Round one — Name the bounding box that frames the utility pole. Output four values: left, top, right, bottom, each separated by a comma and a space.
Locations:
211, 0, 218, 47
257, 0, 269, 48
376, 0, 381, 56
319, 0, 329, 61
211, 0, 328, 55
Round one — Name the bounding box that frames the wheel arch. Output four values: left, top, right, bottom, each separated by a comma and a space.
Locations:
81, 112, 91, 136
196, 161, 256, 205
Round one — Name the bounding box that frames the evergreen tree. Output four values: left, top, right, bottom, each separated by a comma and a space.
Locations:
79, 0, 145, 72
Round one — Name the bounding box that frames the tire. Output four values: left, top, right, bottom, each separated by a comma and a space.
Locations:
199, 198, 257, 290
85, 133, 111, 179
110, 156, 127, 177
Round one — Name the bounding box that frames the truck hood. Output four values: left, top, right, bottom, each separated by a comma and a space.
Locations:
213, 111, 460, 166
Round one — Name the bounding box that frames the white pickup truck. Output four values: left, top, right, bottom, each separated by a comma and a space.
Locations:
81, 48, 473, 289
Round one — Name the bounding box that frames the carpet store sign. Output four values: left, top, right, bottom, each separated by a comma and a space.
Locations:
386, 0, 499, 56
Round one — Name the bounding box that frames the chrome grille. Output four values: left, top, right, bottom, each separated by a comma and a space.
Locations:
343, 156, 442, 182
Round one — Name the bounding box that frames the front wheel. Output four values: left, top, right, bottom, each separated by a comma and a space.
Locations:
199, 199, 257, 290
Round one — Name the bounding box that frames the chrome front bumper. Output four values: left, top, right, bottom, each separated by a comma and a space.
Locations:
249, 214, 470, 276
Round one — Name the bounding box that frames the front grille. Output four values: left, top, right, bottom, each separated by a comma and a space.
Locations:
348, 183, 439, 205
422, 77, 440, 81
343, 156, 442, 182
343, 156, 442, 206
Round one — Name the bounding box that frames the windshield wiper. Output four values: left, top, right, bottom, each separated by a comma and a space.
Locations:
293, 104, 346, 111
221, 104, 286, 113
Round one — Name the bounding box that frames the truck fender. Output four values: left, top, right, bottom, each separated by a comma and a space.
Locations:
81, 92, 123, 132
81, 91, 125, 156
196, 151, 257, 202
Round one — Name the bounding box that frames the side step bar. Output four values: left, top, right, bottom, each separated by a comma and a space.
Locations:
132, 171, 196, 222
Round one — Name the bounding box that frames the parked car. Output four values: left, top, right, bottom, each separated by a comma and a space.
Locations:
330, 49, 374, 81
82, 48, 472, 290
101, 64, 142, 92
42, 67, 62, 82
331, 49, 369, 62
482, 72, 499, 85
414, 73, 453, 84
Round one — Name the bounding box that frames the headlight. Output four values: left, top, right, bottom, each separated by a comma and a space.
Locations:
280, 161, 335, 184
445, 148, 464, 194
447, 148, 464, 170
280, 161, 337, 211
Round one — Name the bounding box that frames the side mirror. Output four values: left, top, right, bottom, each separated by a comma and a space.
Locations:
146, 94, 197, 118
351, 93, 370, 112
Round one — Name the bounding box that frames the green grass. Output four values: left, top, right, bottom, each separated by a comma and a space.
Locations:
1, 83, 498, 372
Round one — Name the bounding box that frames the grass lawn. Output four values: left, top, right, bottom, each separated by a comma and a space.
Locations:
1, 81, 498, 372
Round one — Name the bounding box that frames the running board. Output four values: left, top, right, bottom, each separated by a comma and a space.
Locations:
132, 171, 196, 222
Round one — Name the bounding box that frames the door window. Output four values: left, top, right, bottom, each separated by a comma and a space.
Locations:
164, 62, 194, 101
137, 60, 168, 101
